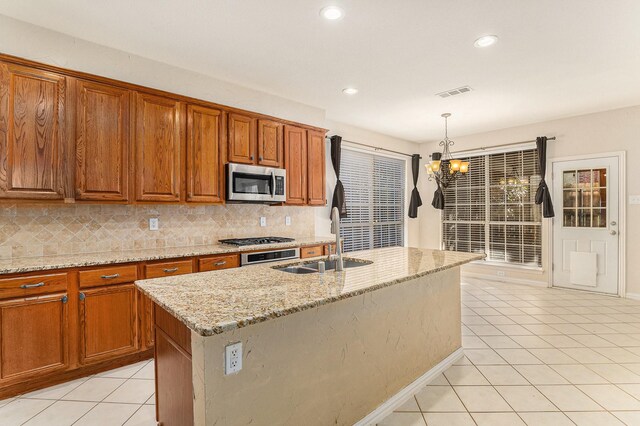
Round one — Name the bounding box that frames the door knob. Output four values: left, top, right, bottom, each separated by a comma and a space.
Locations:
610, 221, 617, 226
610, 230, 617, 236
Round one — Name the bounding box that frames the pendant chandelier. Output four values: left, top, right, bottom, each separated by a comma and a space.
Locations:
426, 113, 469, 210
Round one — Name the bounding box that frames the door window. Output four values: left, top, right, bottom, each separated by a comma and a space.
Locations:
562, 168, 607, 228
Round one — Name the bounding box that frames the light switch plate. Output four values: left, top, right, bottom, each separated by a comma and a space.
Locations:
149, 218, 159, 231
260, 217, 267, 227
285, 216, 291, 226
630, 195, 640, 205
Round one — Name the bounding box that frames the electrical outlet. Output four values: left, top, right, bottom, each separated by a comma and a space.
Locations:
630, 195, 640, 205
225, 342, 242, 375
260, 217, 267, 227
285, 216, 291, 226
496, 271, 505, 277
149, 218, 159, 231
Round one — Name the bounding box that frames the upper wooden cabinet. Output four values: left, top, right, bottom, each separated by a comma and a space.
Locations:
307, 130, 326, 206
186, 105, 225, 203
134, 92, 183, 202
76, 80, 130, 202
227, 113, 255, 165
257, 119, 283, 167
284, 125, 308, 205
0, 62, 66, 200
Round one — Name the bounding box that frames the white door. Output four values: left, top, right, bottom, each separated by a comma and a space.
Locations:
552, 156, 619, 294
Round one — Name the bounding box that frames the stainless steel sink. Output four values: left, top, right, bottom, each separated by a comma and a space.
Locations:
274, 258, 372, 274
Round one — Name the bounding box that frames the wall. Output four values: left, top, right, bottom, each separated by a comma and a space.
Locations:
419, 105, 640, 294
318, 120, 422, 247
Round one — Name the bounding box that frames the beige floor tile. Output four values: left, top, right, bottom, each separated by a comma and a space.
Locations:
495, 348, 542, 365
551, 324, 590, 334
476, 365, 529, 385
578, 323, 617, 334
565, 411, 625, 426
527, 348, 577, 364
495, 324, 533, 336
471, 412, 525, 426
422, 412, 474, 426
453, 355, 474, 366
0, 397, 15, 408
428, 373, 450, 385
377, 412, 426, 426
74, 402, 141, 426
414, 386, 466, 412
21, 377, 88, 400
61, 377, 126, 402
568, 334, 616, 348
468, 324, 503, 336
587, 364, 640, 384
618, 383, 640, 400
612, 411, 640, 425
104, 379, 155, 404
509, 335, 553, 348
461, 326, 475, 336
132, 361, 155, 380
96, 361, 148, 379
560, 348, 613, 363
0, 399, 55, 426
145, 394, 155, 405
523, 324, 563, 335
594, 347, 640, 363
600, 334, 640, 347
395, 397, 420, 412
123, 405, 159, 426
461, 316, 488, 325
472, 308, 502, 316
480, 336, 521, 349
540, 335, 584, 348
577, 384, 640, 410
536, 385, 603, 411
484, 315, 517, 325
23, 400, 96, 426
495, 385, 557, 411
443, 366, 489, 385
464, 349, 507, 365
517, 411, 575, 426
453, 386, 512, 412
514, 365, 569, 385
549, 364, 608, 384
462, 336, 488, 349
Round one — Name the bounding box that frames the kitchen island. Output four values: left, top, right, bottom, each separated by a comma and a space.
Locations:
135, 247, 482, 425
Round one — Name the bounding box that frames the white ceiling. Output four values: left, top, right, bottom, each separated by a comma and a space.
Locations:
2, 0, 640, 142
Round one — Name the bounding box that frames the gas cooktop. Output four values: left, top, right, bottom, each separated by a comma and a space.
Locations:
219, 237, 295, 247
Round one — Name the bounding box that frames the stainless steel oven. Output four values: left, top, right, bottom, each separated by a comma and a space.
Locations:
226, 163, 286, 203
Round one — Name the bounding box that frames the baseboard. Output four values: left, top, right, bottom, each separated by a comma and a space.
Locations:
354, 347, 464, 426
625, 292, 640, 300
461, 272, 548, 288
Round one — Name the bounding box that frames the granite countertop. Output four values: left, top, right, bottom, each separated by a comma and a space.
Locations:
0, 236, 335, 275
135, 247, 484, 336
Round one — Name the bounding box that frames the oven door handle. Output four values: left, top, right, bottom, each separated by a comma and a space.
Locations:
270, 171, 276, 198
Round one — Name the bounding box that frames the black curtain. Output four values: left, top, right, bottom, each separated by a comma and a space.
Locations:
534, 136, 555, 218
431, 181, 445, 210
330, 136, 347, 218
408, 154, 423, 218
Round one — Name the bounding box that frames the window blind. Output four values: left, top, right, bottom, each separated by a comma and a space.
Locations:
442, 148, 542, 267
340, 149, 405, 252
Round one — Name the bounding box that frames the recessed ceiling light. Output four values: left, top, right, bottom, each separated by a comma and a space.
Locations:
342, 87, 358, 95
474, 35, 499, 48
320, 6, 344, 20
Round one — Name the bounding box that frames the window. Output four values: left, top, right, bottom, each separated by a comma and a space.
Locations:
442, 149, 542, 267
340, 149, 405, 252
562, 169, 607, 228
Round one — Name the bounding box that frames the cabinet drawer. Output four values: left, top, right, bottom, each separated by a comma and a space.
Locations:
300, 245, 324, 259
199, 254, 239, 272
0, 273, 68, 300
79, 265, 138, 289
145, 260, 193, 279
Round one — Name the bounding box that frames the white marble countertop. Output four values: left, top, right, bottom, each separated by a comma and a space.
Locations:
135, 247, 484, 336
0, 236, 335, 275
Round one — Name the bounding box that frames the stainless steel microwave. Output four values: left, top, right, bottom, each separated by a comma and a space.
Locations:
226, 163, 286, 203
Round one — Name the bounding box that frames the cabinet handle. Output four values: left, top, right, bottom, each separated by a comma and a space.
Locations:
20, 282, 45, 289
61, 295, 68, 304
163, 267, 179, 273
250, 155, 254, 161
259, 156, 263, 161
307, 251, 316, 255
79, 292, 86, 301
214, 261, 227, 266
101, 273, 120, 280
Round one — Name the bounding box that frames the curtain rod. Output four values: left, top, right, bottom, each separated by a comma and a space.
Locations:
325, 135, 420, 159
449, 136, 556, 156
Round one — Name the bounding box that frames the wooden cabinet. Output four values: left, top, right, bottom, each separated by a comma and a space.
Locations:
76, 80, 130, 201
0, 293, 69, 382
145, 260, 193, 279
257, 119, 283, 167
227, 113, 255, 164
186, 105, 224, 203
300, 245, 324, 259
307, 130, 326, 205
134, 92, 183, 202
79, 284, 138, 365
284, 125, 308, 205
199, 254, 240, 272
0, 62, 66, 200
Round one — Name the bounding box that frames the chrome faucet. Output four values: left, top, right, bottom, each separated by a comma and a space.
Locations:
330, 207, 344, 272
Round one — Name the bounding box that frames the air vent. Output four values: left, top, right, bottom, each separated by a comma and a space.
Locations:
436, 86, 473, 98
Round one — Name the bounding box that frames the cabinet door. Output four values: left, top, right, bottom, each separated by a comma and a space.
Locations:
0, 63, 65, 199
257, 119, 282, 167
186, 105, 224, 203
134, 93, 183, 202
284, 125, 307, 205
79, 284, 139, 364
227, 113, 255, 164
0, 294, 69, 382
141, 292, 155, 350
76, 80, 130, 201
307, 130, 326, 205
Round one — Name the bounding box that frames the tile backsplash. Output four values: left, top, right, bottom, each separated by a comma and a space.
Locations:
0, 204, 315, 260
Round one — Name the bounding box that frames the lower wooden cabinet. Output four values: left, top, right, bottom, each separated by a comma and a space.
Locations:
0, 293, 69, 382
79, 284, 139, 365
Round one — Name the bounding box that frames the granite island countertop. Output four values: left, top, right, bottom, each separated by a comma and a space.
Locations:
0, 236, 335, 275
135, 247, 484, 336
